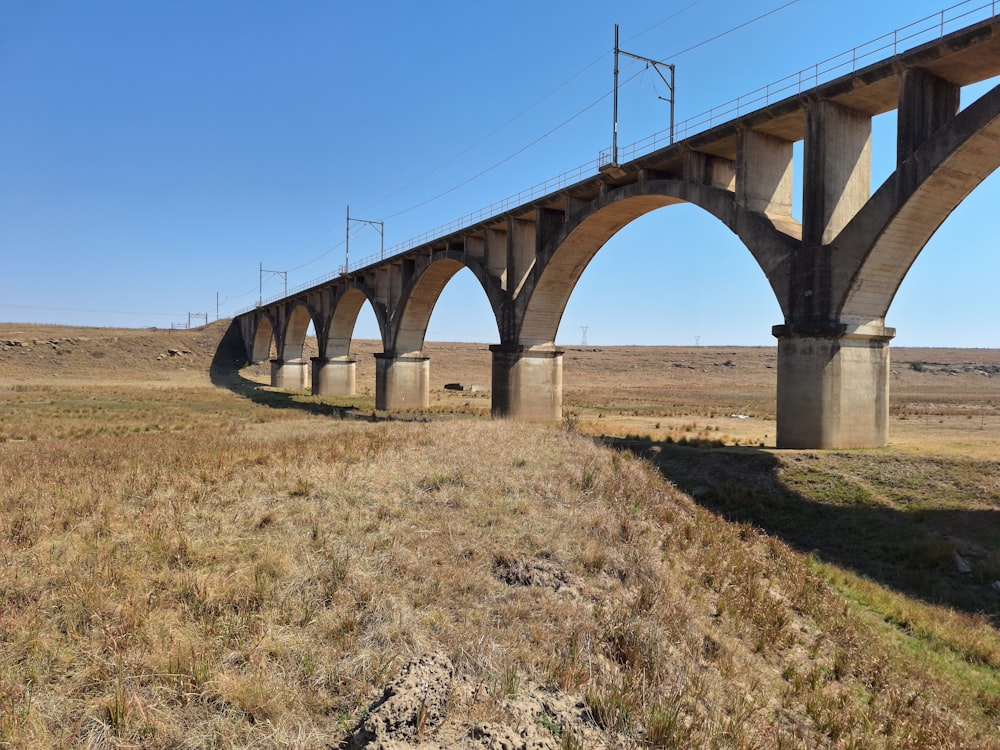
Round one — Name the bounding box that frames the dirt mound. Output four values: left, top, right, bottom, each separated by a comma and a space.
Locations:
344, 652, 605, 749
0, 321, 231, 383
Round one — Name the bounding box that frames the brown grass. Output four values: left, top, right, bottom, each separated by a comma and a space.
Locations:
1, 323, 998, 747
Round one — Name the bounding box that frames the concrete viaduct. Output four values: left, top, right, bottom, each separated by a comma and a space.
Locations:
233, 10, 1000, 449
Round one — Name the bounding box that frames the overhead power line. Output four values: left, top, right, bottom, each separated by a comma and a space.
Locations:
264, 0, 714, 275
359, 57, 610, 217
240, 0, 802, 296
664, 0, 800, 59
624, 0, 708, 45
361, 0, 710, 219
377, 0, 803, 223
382, 90, 615, 222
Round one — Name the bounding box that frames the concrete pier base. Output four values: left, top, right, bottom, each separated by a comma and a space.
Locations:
773, 327, 894, 449
490, 346, 563, 422
311, 357, 356, 397
374, 354, 430, 410
270, 359, 310, 389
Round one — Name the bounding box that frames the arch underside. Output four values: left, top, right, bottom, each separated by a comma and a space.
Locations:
326, 287, 375, 359
840, 84, 1000, 328
250, 315, 274, 363
393, 258, 468, 355
519, 193, 685, 348
282, 305, 312, 361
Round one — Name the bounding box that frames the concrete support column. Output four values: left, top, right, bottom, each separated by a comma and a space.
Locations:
374, 353, 430, 410
803, 101, 872, 246
684, 151, 735, 190
311, 356, 356, 397
773, 326, 894, 449
507, 218, 536, 299
490, 346, 563, 422
270, 359, 310, 389
897, 68, 959, 165
736, 130, 794, 217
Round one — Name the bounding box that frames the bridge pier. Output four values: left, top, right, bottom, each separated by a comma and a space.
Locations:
374, 353, 430, 410
311, 356, 356, 397
270, 358, 310, 390
490, 346, 563, 422
773, 326, 894, 449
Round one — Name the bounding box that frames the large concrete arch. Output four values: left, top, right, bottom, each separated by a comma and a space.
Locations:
310, 284, 386, 398
490, 179, 797, 422
836, 82, 1000, 330
375, 253, 499, 411
248, 313, 275, 364
326, 285, 386, 357
281, 303, 314, 362
390, 253, 500, 355
516, 179, 795, 348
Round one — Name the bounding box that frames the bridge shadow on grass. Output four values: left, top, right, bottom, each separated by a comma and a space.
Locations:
605, 436, 1000, 624
209, 320, 368, 421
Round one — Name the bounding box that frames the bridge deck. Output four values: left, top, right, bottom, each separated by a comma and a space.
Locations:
368, 15, 1000, 268
560, 18, 996, 203
661, 15, 1000, 167
249, 12, 1000, 306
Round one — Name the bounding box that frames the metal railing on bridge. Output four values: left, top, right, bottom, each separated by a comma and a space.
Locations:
601, 0, 999, 165
240, 0, 997, 315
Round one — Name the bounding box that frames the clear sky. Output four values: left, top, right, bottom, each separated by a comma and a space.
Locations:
2, 0, 997, 347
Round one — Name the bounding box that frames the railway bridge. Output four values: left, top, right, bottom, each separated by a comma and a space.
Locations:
233, 5, 1000, 448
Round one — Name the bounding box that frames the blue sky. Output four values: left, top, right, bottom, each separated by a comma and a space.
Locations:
1, 0, 997, 347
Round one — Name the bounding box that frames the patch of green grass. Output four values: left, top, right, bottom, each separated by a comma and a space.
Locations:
644, 442, 1000, 622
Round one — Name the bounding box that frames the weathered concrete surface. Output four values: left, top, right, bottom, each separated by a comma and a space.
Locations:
803, 100, 871, 247
375, 354, 430, 410
737, 129, 794, 218
774, 328, 893, 449
490, 346, 563, 422
270, 359, 309, 390
896, 68, 960, 165
312, 356, 356, 397
837, 82, 1000, 330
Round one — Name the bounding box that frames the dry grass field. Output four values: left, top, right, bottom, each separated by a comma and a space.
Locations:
1, 321, 999, 748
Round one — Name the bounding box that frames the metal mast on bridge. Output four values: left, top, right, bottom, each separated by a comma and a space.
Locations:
258, 262, 287, 306
344, 205, 385, 274
611, 24, 676, 167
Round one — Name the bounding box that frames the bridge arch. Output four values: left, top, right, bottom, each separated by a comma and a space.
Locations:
326, 285, 387, 356
517, 179, 794, 348
281, 303, 315, 362
372, 253, 499, 411
248, 312, 275, 364
307, 285, 386, 399
836, 82, 1000, 330
390, 253, 499, 355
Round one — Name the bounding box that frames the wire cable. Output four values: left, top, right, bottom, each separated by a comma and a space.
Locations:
285, 239, 345, 274
381, 63, 639, 222
358, 56, 612, 217
623, 0, 708, 45
247, 0, 801, 290
377, 0, 802, 223
306, 4, 709, 239
358, 7, 713, 219
664, 0, 800, 60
